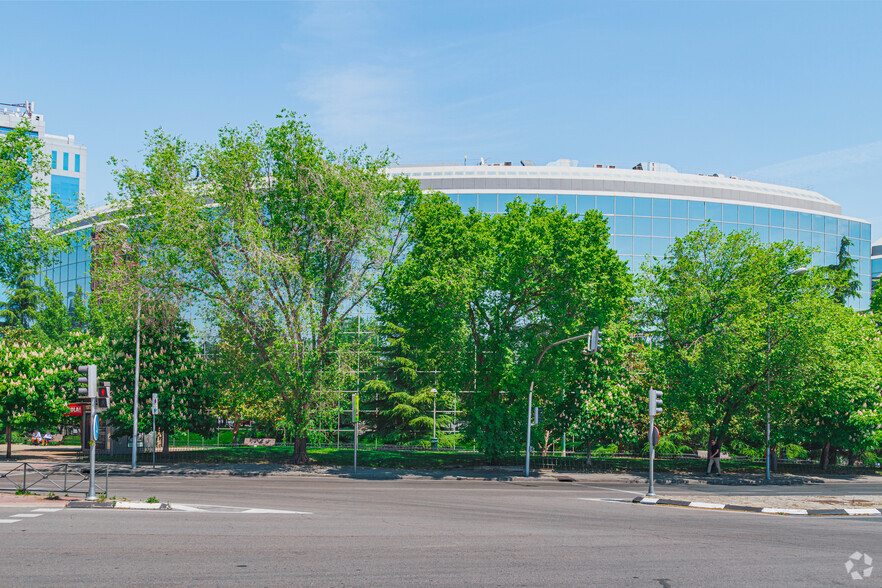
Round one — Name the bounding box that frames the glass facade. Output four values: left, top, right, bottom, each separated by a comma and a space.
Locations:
449, 192, 874, 310
35, 230, 92, 308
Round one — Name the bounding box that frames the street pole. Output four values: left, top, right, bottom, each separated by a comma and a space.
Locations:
431, 388, 438, 450
152, 410, 156, 468
86, 395, 98, 501
525, 331, 596, 477
354, 420, 358, 473
648, 412, 656, 497
132, 297, 142, 470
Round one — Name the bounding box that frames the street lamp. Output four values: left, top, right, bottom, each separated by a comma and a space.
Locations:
430, 388, 438, 450
765, 266, 808, 481
525, 330, 597, 477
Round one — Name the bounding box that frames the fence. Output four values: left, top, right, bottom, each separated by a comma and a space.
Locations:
0, 462, 109, 496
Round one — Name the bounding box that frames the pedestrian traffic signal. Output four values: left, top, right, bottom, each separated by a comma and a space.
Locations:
76, 365, 97, 398
96, 382, 111, 411
649, 388, 664, 415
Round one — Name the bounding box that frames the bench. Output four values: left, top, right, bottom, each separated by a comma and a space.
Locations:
243, 438, 276, 447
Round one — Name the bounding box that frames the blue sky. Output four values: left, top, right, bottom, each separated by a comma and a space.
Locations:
4, 1, 882, 240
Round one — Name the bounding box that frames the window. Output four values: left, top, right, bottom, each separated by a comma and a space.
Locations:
770, 227, 784, 242
634, 216, 652, 236
705, 202, 722, 221
754, 207, 769, 226
577, 194, 596, 214
755, 225, 769, 242
861, 223, 871, 241
477, 194, 496, 214
812, 214, 824, 232
459, 194, 477, 210
670, 199, 688, 219
74, 154, 80, 173
825, 216, 837, 234
500, 193, 519, 210
652, 238, 670, 257
615, 216, 633, 235
51, 151, 57, 169
799, 212, 811, 230
688, 201, 705, 220
634, 197, 652, 216
784, 211, 798, 229
614, 235, 633, 254
653, 198, 670, 218
63, 152, 69, 171
653, 217, 670, 237
558, 194, 576, 212
615, 196, 633, 215
670, 218, 688, 238
769, 208, 784, 227
722, 204, 738, 223
825, 234, 838, 253
634, 236, 652, 256
738, 205, 754, 224
596, 196, 615, 215
849, 220, 860, 239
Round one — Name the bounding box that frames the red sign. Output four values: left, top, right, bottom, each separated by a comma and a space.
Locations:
65, 403, 84, 417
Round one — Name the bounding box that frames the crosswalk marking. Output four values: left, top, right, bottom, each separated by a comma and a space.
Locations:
31, 508, 63, 513
11, 513, 43, 518
0, 519, 18, 524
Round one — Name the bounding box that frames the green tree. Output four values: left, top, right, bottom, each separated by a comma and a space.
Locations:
103, 317, 213, 452
362, 323, 451, 444
870, 282, 882, 317
377, 195, 632, 462
0, 268, 40, 329
638, 225, 825, 451
826, 235, 861, 304
97, 114, 420, 463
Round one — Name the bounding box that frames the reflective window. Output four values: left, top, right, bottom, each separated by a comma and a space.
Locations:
500, 193, 519, 210
615, 216, 633, 235
812, 251, 824, 266
652, 238, 670, 257
477, 194, 497, 213
705, 202, 722, 221
634, 197, 653, 216
670, 218, 688, 238
738, 205, 754, 224
770, 227, 784, 242
738, 224, 752, 234
769, 208, 784, 227
838, 218, 848, 236
755, 225, 770, 242
723, 204, 738, 223
859, 259, 869, 276
860, 240, 870, 257
653, 217, 670, 237
634, 216, 653, 236
849, 220, 861, 239
670, 199, 688, 218
653, 198, 671, 217
825, 216, 837, 234
535, 194, 555, 207
615, 196, 634, 215
812, 214, 824, 232
825, 234, 839, 253
688, 201, 705, 220
459, 194, 477, 210
798, 230, 811, 245
634, 236, 652, 255
558, 194, 577, 212
862, 223, 871, 241
754, 207, 769, 226
812, 232, 823, 249
825, 252, 838, 266
597, 196, 615, 214
577, 194, 596, 214
872, 258, 882, 277
688, 219, 704, 232
614, 235, 633, 254
785, 211, 798, 229
722, 222, 737, 234
784, 228, 798, 242
799, 212, 811, 230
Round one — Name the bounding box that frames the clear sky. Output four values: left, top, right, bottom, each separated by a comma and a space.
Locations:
4, 1, 881, 240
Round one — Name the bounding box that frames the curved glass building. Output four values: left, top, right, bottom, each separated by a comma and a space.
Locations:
390, 160, 874, 310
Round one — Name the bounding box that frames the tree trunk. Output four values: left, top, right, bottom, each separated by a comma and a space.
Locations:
585, 439, 592, 465
232, 421, 241, 446
846, 449, 856, 467
5, 425, 11, 460
162, 429, 170, 454
820, 442, 831, 470
540, 430, 551, 457
290, 436, 309, 465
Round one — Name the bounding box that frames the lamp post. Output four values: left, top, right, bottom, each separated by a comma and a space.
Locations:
430, 388, 438, 450
525, 331, 596, 477
766, 266, 808, 481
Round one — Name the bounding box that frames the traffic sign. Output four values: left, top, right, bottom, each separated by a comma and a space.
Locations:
65, 403, 84, 417
651, 426, 660, 447
92, 414, 100, 442
151, 393, 159, 415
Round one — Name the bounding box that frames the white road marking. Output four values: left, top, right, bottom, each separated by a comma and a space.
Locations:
169, 503, 311, 514
579, 485, 645, 496
31, 508, 63, 513
11, 513, 43, 518
0, 519, 18, 524
577, 498, 630, 503
690, 502, 726, 509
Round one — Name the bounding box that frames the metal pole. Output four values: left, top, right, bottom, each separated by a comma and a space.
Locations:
152, 411, 156, 468
525, 384, 534, 477
353, 421, 358, 473
648, 413, 656, 496
765, 408, 771, 481
766, 298, 772, 482
86, 398, 98, 501
132, 297, 142, 470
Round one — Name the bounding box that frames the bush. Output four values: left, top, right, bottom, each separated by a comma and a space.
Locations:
594, 444, 618, 455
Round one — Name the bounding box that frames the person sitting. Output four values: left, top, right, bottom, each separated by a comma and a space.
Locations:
42, 432, 53, 445
31, 431, 42, 445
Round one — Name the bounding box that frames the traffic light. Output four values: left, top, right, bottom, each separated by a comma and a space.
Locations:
96, 382, 111, 411
76, 365, 97, 398
533, 407, 543, 425
649, 388, 664, 416
585, 326, 604, 354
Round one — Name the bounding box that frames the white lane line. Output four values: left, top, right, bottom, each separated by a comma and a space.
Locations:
580, 485, 645, 496
10, 513, 43, 518
169, 503, 312, 514
577, 498, 630, 503
241, 508, 312, 514
31, 508, 63, 513
0, 519, 18, 524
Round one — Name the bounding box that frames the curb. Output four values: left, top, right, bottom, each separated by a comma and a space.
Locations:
631, 496, 882, 516
67, 501, 171, 510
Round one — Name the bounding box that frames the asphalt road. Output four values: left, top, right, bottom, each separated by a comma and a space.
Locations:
1, 473, 879, 587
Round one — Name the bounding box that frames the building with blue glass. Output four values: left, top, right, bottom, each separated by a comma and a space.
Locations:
0, 102, 87, 225
872, 238, 881, 289
390, 160, 874, 310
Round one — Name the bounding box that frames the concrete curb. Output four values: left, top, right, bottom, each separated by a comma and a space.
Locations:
631, 496, 882, 516
67, 500, 171, 510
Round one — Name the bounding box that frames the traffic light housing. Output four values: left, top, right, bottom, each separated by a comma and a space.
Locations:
650, 388, 664, 416
96, 382, 111, 411
585, 327, 603, 354
533, 407, 543, 425
76, 365, 97, 398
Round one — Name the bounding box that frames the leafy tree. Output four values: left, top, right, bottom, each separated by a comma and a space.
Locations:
377, 195, 631, 462
97, 114, 419, 463
362, 323, 451, 444
0, 268, 40, 329
103, 316, 214, 452
870, 281, 882, 318
31, 281, 72, 343
826, 235, 861, 304
638, 225, 826, 451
